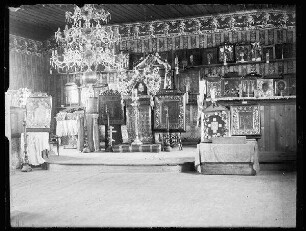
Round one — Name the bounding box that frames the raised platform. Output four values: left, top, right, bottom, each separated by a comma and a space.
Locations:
112, 144, 161, 153
25, 146, 296, 174
46, 146, 195, 173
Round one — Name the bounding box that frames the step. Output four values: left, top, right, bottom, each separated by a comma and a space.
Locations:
112, 144, 161, 153
199, 163, 256, 175
48, 162, 195, 173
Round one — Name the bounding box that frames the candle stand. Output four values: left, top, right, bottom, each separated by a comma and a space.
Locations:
163, 106, 171, 152
21, 112, 32, 172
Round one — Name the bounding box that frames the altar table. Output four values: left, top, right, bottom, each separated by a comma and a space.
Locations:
195, 139, 260, 175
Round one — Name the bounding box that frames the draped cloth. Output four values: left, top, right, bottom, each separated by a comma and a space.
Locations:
20, 132, 49, 166
56, 120, 78, 137
195, 140, 260, 174
85, 114, 99, 152
77, 116, 84, 151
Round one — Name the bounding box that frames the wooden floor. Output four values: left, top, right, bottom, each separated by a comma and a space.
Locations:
9, 169, 296, 227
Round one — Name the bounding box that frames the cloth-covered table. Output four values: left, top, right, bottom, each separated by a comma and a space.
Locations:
195, 140, 260, 174
56, 110, 84, 151
20, 132, 49, 166
56, 120, 78, 136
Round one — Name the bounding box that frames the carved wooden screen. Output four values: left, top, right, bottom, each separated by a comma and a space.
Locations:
153, 91, 186, 132
26, 95, 52, 131
98, 89, 125, 125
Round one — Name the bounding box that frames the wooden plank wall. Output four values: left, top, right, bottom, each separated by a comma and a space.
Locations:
258, 102, 296, 162
8, 50, 63, 134
9, 51, 51, 93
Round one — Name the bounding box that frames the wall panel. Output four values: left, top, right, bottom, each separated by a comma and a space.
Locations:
9, 50, 50, 93
258, 102, 296, 162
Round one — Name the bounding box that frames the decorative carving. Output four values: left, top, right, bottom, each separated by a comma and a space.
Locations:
9, 34, 44, 56
118, 53, 171, 96
245, 15, 255, 30
279, 12, 289, 28
44, 9, 295, 49
211, 17, 220, 32
178, 20, 186, 35
163, 23, 170, 36
228, 16, 236, 31
230, 105, 260, 135
262, 12, 271, 28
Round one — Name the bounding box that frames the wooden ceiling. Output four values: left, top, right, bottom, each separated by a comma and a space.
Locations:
8, 4, 294, 41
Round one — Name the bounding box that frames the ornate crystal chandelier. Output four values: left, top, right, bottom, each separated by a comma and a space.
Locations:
50, 4, 128, 74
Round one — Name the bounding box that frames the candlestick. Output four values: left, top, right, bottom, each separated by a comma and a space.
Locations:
21, 109, 32, 172
163, 106, 171, 152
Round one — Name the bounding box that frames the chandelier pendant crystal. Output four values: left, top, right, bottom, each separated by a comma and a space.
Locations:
50, 4, 128, 74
